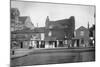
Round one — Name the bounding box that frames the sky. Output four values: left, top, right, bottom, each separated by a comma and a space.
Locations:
11, 1, 95, 29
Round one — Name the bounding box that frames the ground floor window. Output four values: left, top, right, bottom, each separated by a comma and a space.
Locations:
81, 38, 84, 44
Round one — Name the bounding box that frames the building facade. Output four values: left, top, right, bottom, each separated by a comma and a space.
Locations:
45, 16, 75, 47
11, 8, 34, 49
73, 26, 90, 47
11, 8, 76, 49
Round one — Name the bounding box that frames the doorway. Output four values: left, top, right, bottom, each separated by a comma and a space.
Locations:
20, 42, 23, 48
77, 40, 79, 47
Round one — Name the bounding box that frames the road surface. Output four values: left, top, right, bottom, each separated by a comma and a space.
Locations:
11, 47, 95, 67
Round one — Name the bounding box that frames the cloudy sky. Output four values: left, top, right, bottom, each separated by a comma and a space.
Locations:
11, 1, 95, 29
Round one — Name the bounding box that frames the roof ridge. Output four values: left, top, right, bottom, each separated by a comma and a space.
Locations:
76, 26, 88, 30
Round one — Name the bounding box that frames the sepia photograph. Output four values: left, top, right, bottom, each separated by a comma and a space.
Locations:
10, 0, 95, 67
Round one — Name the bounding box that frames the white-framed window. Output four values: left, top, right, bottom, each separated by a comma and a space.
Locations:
74, 31, 76, 36
48, 31, 52, 36
41, 33, 45, 40
80, 30, 84, 36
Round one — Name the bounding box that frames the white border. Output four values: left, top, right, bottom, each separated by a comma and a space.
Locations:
0, 0, 99, 67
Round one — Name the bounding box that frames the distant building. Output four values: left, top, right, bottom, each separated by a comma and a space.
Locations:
89, 24, 95, 46
33, 27, 45, 48
73, 26, 89, 47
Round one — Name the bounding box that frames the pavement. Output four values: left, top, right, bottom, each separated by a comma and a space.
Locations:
11, 48, 33, 58
10, 48, 58, 58
10, 48, 54, 58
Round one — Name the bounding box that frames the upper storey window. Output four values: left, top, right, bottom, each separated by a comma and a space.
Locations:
48, 31, 52, 36
80, 30, 84, 36
49, 25, 53, 29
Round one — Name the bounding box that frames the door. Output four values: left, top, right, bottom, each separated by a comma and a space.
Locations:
77, 40, 79, 47
20, 42, 23, 48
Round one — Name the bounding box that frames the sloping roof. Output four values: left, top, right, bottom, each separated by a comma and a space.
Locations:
18, 16, 34, 29
47, 16, 75, 25
18, 16, 28, 24
76, 26, 88, 31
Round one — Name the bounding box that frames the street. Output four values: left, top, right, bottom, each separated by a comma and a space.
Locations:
11, 47, 95, 67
